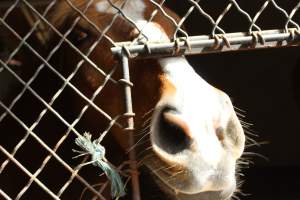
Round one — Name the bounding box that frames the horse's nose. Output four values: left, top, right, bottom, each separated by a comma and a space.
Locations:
152, 106, 193, 154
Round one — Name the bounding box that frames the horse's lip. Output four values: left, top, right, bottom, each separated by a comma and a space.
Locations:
174, 190, 234, 200
142, 158, 236, 200
152, 168, 233, 197
149, 169, 235, 200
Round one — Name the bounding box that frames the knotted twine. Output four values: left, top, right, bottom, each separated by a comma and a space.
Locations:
74, 132, 125, 198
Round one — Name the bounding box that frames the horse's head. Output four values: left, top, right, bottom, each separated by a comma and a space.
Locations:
49, 0, 245, 199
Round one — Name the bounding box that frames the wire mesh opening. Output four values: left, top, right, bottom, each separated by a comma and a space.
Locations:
1, 0, 299, 200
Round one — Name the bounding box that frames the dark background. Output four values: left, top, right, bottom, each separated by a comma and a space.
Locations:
1, 0, 300, 199
189, 47, 300, 200
167, 0, 300, 199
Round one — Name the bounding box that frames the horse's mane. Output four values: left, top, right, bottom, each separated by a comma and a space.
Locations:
46, 0, 182, 43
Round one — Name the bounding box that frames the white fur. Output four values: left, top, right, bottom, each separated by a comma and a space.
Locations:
157, 58, 220, 163
95, 0, 242, 193
150, 57, 237, 193
96, 1, 170, 42
96, 0, 146, 22
158, 57, 228, 165
135, 20, 170, 41
95, 1, 110, 12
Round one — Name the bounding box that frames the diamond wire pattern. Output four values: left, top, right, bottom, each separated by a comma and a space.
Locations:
1, 0, 300, 199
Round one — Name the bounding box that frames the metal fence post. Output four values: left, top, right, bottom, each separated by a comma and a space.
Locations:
119, 51, 141, 200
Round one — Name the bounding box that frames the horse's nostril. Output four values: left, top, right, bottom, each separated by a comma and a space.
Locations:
216, 127, 225, 141
152, 107, 192, 154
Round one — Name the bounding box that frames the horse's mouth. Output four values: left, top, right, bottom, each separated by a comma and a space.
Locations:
142, 154, 236, 200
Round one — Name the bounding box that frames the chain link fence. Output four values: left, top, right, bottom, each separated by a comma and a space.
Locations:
1, 0, 300, 200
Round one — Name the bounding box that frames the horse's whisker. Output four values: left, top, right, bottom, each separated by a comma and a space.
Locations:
127, 132, 151, 153
136, 146, 153, 159
135, 126, 151, 137
151, 163, 179, 174
142, 108, 155, 119
137, 153, 155, 166
242, 151, 269, 161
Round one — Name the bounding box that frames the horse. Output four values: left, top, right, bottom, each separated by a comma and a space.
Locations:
46, 0, 246, 199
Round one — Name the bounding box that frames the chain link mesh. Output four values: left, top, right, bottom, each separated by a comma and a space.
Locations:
1, 0, 299, 199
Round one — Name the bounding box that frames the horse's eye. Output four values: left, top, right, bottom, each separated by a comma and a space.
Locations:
69, 28, 90, 46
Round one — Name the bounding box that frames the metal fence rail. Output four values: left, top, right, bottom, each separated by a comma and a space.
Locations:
112, 29, 300, 58
1, 0, 300, 200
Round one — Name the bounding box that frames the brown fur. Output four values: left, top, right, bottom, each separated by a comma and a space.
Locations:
47, 0, 181, 150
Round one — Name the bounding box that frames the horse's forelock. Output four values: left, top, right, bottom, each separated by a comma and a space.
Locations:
46, 0, 93, 41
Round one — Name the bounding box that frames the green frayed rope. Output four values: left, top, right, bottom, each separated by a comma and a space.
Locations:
74, 132, 125, 198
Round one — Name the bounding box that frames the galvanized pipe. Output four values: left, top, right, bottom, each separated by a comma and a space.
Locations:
120, 53, 141, 200
111, 28, 300, 58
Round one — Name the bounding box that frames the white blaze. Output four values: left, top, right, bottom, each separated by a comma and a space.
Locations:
132, 10, 226, 166
96, 0, 146, 22
135, 20, 170, 42
157, 57, 225, 166
96, 0, 169, 42
151, 57, 235, 193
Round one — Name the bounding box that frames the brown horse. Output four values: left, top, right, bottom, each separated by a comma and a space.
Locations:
47, 0, 245, 199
